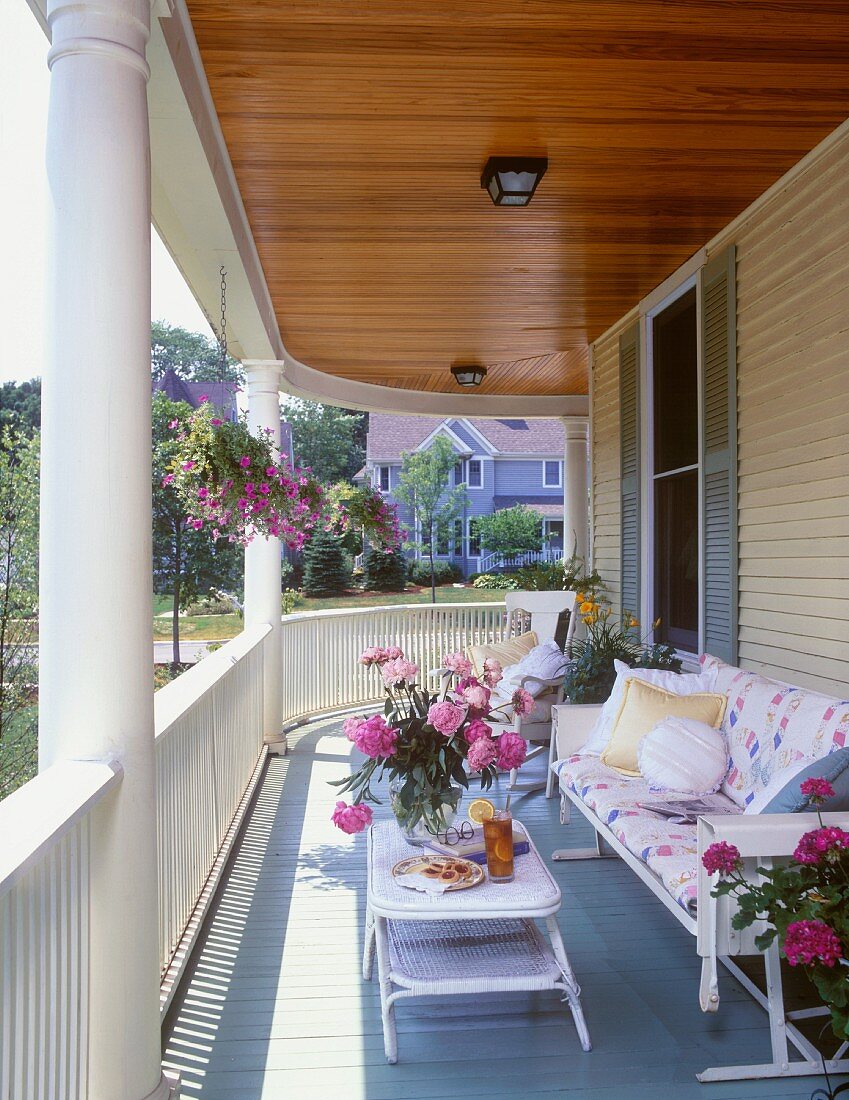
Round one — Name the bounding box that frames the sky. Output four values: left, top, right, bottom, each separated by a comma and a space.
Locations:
0, 0, 213, 385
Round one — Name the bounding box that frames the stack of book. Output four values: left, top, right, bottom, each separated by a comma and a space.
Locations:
423, 822, 530, 865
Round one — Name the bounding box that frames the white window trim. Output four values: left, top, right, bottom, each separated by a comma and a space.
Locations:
466, 456, 485, 490
542, 459, 562, 488
377, 465, 391, 493
641, 270, 704, 659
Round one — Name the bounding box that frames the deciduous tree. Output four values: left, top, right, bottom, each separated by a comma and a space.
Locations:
151, 320, 242, 384
281, 398, 366, 483
395, 436, 467, 603
476, 504, 543, 558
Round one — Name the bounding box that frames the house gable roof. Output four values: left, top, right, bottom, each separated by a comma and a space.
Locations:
366, 413, 564, 462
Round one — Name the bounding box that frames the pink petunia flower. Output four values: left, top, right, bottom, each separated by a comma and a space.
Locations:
354, 715, 398, 759
496, 731, 527, 771
799, 777, 836, 804
161, 474, 174, 486
465, 718, 493, 743
783, 919, 843, 968
168, 419, 179, 429
211, 417, 223, 426
331, 800, 373, 834
199, 394, 209, 403
427, 700, 466, 736
467, 737, 497, 772
701, 841, 742, 876
444, 652, 473, 677
182, 461, 195, 471
239, 456, 251, 468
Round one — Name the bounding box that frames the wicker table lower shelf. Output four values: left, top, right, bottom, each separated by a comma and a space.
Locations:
387, 917, 566, 995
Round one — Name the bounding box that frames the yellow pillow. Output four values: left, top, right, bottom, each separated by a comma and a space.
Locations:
601, 678, 727, 777
468, 631, 539, 676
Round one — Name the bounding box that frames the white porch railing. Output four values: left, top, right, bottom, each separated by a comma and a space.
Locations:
154, 625, 268, 978
477, 548, 558, 573
0, 760, 122, 1100
279, 602, 506, 725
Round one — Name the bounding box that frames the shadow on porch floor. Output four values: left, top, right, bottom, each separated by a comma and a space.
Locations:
162, 715, 825, 1100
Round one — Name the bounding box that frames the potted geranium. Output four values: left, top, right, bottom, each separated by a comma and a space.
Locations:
703, 780, 849, 1045
330, 648, 534, 841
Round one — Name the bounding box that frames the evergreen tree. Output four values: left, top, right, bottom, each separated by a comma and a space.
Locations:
302, 530, 351, 597
363, 545, 407, 592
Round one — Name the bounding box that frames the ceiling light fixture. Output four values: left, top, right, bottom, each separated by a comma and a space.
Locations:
481, 156, 548, 206
451, 364, 488, 388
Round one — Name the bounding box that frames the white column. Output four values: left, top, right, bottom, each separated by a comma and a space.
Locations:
562, 417, 590, 563
244, 362, 286, 753
39, 1, 171, 1097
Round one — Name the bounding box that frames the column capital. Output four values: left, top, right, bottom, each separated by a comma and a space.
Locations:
47, 0, 151, 70
243, 360, 283, 395
560, 416, 589, 441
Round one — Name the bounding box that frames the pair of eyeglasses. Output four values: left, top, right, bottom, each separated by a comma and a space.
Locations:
430, 820, 475, 845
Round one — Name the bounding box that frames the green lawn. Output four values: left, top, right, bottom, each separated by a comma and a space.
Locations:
153, 586, 504, 641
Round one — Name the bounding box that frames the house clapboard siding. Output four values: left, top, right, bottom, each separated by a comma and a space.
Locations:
590, 331, 623, 613
589, 123, 849, 695
712, 130, 849, 695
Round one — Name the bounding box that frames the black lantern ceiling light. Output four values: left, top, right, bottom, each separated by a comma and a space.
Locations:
451, 364, 488, 388
481, 156, 548, 206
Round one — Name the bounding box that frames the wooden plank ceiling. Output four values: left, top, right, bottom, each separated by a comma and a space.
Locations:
185, 1, 849, 397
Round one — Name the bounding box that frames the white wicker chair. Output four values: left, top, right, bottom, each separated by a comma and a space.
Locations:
490, 590, 578, 797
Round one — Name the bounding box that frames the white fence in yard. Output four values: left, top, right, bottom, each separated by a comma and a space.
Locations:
279, 602, 507, 725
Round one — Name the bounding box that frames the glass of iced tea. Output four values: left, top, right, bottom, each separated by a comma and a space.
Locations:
483, 810, 514, 883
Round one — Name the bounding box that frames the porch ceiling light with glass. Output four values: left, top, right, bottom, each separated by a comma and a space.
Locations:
4, 0, 849, 1097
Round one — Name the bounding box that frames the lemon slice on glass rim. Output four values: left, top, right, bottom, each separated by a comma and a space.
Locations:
468, 797, 495, 824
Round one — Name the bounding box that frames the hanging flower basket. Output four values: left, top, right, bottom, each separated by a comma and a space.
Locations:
165, 401, 401, 551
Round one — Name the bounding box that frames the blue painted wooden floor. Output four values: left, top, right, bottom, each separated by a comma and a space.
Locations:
162, 716, 828, 1099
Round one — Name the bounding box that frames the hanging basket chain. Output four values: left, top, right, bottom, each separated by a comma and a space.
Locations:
218, 265, 228, 384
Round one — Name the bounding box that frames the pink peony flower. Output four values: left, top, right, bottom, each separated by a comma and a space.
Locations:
496, 731, 527, 771
467, 737, 498, 772
783, 919, 843, 968
354, 715, 399, 759
383, 645, 404, 661
343, 715, 364, 741
444, 652, 473, 677
462, 683, 491, 713
465, 718, 493, 743
799, 777, 836, 803
359, 646, 386, 666
510, 688, 536, 717
239, 456, 251, 468
793, 826, 849, 865
381, 657, 418, 687
331, 800, 373, 834
701, 841, 742, 876
483, 658, 503, 687
427, 700, 466, 736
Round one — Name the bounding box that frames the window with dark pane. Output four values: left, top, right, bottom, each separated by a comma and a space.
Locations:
652, 287, 698, 652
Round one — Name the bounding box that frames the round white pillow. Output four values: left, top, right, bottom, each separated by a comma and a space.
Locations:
637, 717, 727, 795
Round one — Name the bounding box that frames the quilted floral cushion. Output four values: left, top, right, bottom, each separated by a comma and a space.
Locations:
554, 754, 741, 911
702, 656, 849, 809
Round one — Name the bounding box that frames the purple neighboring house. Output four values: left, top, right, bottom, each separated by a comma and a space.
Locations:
359, 413, 566, 577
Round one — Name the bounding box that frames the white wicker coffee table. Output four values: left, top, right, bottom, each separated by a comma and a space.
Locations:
364, 819, 591, 1063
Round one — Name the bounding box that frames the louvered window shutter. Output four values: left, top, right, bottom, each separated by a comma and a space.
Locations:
619, 323, 641, 621
700, 247, 738, 664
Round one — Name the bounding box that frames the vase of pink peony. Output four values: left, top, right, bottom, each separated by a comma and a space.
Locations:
330, 646, 534, 842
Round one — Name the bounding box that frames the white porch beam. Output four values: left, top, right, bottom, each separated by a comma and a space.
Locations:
247, 357, 589, 420
39, 1, 172, 1097
562, 417, 590, 562
243, 363, 286, 753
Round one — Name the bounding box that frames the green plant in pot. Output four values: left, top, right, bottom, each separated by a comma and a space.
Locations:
563, 598, 681, 704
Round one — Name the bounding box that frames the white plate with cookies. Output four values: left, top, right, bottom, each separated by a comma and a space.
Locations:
392, 855, 484, 893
